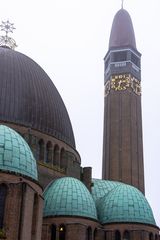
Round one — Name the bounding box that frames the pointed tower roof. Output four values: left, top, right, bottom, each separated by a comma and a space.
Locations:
109, 9, 136, 49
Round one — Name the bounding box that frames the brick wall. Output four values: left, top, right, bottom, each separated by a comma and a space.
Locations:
0, 172, 43, 240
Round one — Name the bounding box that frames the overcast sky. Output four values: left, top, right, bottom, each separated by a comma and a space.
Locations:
0, 0, 159, 226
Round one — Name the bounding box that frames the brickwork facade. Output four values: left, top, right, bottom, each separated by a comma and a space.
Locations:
0, 122, 81, 188
0, 172, 43, 240
42, 217, 100, 240
102, 81, 144, 193
104, 223, 159, 240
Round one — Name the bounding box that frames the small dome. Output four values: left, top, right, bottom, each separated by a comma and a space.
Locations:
109, 9, 136, 49
43, 177, 97, 220
0, 125, 37, 180
91, 179, 121, 202
0, 47, 75, 148
97, 183, 156, 225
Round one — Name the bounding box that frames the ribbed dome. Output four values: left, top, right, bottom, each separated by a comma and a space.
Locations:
0, 47, 75, 148
109, 9, 136, 49
0, 125, 37, 180
43, 177, 97, 220
96, 183, 156, 225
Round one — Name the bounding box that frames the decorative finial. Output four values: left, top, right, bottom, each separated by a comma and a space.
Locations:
121, 0, 124, 9
0, 20, 17, 50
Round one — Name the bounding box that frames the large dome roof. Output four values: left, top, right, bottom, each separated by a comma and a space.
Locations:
43, 177, 97, 220
0, 125, 37, 180
0, 47, 75, 148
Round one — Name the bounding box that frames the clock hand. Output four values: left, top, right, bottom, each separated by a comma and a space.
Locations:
118, 80, 122, 87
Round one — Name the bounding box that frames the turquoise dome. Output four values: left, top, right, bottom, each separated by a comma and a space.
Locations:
43, 177, 97, 220
91, 179, 121, 202
0, 125, 37, 180
96, 183, 156, 225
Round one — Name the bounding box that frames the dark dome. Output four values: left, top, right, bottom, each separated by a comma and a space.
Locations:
109, 9, 136, 49
0, 47, 75, 148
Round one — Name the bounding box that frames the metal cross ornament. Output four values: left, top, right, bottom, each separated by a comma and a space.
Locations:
0, 20, 16, 37
0, 20, 17, 49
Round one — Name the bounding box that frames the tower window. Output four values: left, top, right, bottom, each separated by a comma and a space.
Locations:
0, 184, 7, 228
131, 53, 140, 67
113, 51, 127, 62
105, 56, 110, 70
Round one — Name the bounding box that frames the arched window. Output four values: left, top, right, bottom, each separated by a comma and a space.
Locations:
123, 231, 130, 240
149, 233, 154, 240
86, 227, 92, 240
155, 234, 158, 240
94, 228, 98, 240
0, 184, 7, 228
115, 230, 121, 240
51, 224, 56, 240
38, 139, 45, 161
46, 141, 53, 164
53, 145, 60, 166
59, 224, 65, 240
31, 194, 38, 240
60, 148, 66, 169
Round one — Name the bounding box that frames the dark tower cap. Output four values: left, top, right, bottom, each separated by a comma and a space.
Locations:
109, 9, 136, 49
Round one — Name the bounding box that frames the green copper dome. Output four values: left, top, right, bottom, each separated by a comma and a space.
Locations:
96, 183, 156, 225
0, 125, 37, 180
43, 177, 97, 220
91, 179, 121, 202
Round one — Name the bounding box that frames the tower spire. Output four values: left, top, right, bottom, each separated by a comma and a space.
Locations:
121, 0, 124, 9
102, 9, 144, 193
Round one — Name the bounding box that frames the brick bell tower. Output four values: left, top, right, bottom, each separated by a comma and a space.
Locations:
102, 8, 145, 193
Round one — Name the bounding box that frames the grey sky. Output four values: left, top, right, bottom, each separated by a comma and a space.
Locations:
0, 0, 159, 226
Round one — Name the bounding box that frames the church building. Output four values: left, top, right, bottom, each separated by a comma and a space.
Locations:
0, 5, 159, 240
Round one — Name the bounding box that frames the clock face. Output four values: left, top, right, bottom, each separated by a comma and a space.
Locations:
104, 81, 110, 96
131, 77, 141, 95
111, 74, 130, 91
105, 74, 141, 96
